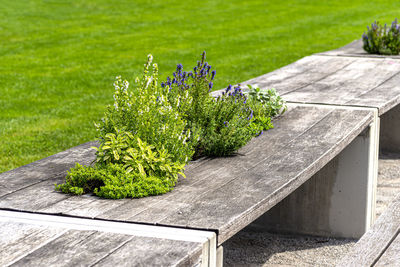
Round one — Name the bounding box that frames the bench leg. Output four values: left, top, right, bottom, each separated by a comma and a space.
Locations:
380, 103, 400, 154
250, 113, 379, 239
216, 246, 223, 267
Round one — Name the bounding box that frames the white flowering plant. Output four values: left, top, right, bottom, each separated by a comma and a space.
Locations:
56, 55, 195, 199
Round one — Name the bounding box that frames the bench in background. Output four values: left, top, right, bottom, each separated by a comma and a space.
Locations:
337, 192, 400, 266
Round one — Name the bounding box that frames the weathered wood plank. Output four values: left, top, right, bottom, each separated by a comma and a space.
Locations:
337, 192, 400, 266
375, 233, 400, 267
10, 230, 132, 267
0, 221, 66, 266
212, 56, 355, 97
345, 70, 400, 115
0, 142, 97, 198
0, 178, 71, 212
318, 39, 400, 59
282, 58, 400, 113
0, 211, 207, 267
94, 236, 203, 267
236, 54, 400, 116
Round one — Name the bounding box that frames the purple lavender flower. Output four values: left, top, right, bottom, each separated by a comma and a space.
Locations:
208, 82, 213, 92
161, 82, 165, 88
226, 85, 232, 93
211, 70, 216, 80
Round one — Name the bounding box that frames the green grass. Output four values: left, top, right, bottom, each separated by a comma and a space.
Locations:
1, 0, 399, 173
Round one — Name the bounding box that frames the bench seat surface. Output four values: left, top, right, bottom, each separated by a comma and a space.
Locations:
237, 54, 400, 116
337, 192, 400, 266
0, 105, 373, 245
0, 211, 204, 267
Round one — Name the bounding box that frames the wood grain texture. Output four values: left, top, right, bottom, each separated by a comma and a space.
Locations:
0, 218, 204, 267
0, 142, 97, 198
230, 54, 400, 116
0, 105, 373, 246
0, 221, 66, 266
375, 233, 400, 267
94, 236, 203, 267
337, 192, 400, 267
318, 39, 400, 59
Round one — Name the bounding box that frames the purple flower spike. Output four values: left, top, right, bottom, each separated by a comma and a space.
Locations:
226, 85, 232, 93
211, 70, 216, 80
161, 82, 165, 88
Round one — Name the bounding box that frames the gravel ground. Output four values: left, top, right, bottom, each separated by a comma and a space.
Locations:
223, 154, 400, 266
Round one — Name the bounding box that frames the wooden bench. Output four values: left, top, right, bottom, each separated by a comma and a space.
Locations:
0, 210, 217, 267
337, 192, 400, 266
0, 103, 378, 265
238, 43, 400, 154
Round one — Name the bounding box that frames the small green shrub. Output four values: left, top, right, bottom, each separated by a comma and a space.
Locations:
55, 163, 175, 199
362, 19, 400, 55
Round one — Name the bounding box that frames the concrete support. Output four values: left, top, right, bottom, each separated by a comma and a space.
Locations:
380, 103, 400, 154
216, 246, 224, 267
250, 109, 379, 239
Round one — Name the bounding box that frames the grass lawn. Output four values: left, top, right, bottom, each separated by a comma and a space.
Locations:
1, 0, 399, 173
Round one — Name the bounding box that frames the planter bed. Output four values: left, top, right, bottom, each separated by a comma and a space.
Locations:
0, 103, 377, 266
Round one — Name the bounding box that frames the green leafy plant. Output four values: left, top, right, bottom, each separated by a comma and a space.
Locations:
56, 52, 287, 199
362, 19, 400, 55
163, 52, 267, 157
246, 85, 286, 117
56, 55, 193, 199
55, 163, 176, 199
95, 55, 195, 164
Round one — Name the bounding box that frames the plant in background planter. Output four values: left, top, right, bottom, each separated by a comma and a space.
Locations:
56, 52, 286, 199
362, 18, 400, 55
